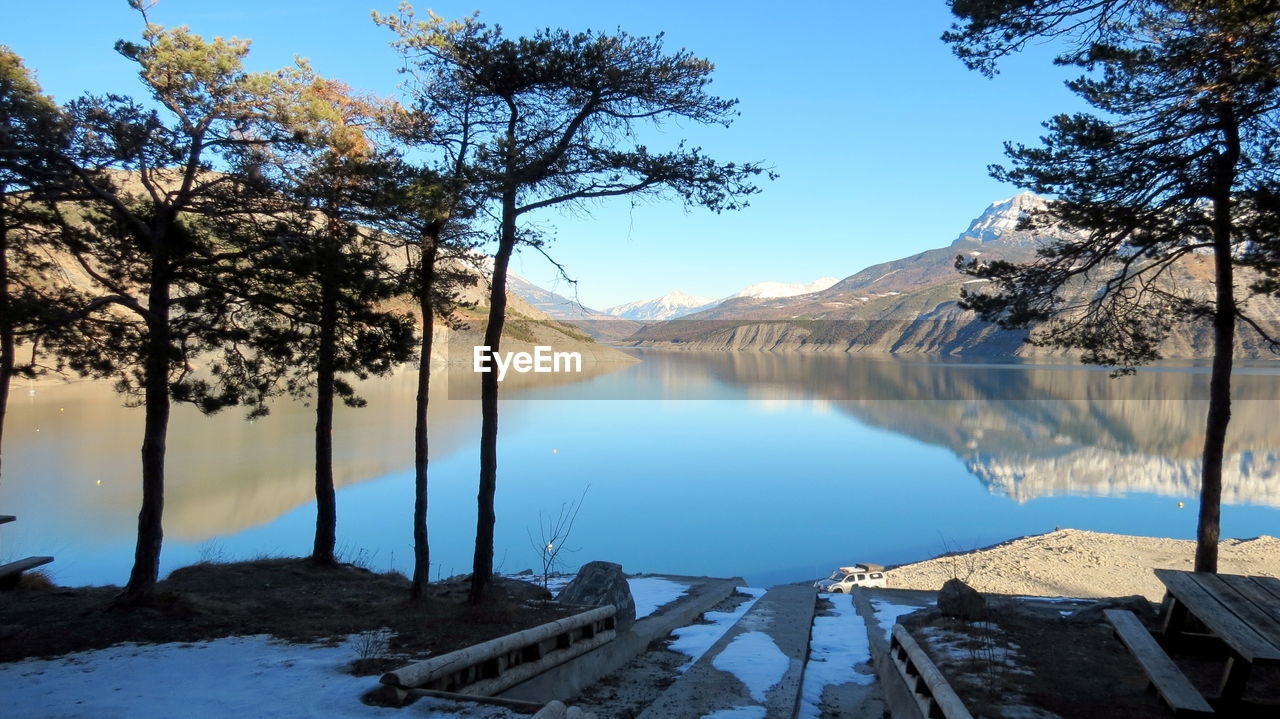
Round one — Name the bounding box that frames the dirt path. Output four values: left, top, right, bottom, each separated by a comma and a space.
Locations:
886, 528, 1280, 600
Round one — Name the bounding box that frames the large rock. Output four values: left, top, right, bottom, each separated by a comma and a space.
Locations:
557, 561, 636, 631
938, 578, 987, 620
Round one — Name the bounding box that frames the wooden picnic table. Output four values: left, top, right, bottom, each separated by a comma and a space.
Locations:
1155, 568, 1280, 704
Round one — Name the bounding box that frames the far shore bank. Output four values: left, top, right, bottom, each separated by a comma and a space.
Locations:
885, 527, 1280, 600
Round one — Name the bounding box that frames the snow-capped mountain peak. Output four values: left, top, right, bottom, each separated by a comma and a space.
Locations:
952, 191, 1048, 246
732, 277, 839, 299
605, 290, 717, 321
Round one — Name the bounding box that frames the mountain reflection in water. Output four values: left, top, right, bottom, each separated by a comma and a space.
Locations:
3, 351, 1278, 587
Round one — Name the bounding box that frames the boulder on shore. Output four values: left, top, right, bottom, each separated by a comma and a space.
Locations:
938, 578, 987, 620
557, 561, 636, 631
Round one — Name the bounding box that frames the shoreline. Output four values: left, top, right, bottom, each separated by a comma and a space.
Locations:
884, 527, 1280, 600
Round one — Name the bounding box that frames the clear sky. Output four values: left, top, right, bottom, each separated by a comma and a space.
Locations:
5, 1, 1086, 310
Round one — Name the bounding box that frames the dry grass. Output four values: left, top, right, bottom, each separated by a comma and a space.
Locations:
0, 558, 573, 669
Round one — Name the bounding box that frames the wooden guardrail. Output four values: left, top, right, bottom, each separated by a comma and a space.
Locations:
889, 623, 974, 719
379, 604, 616, 700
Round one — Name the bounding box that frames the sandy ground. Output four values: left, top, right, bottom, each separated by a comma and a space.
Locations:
886, 528, 1280, 600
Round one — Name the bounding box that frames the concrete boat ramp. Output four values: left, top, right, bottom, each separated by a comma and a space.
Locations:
491, 577, 941, 719
630, 584, 935, 718
638, 584, 817, 718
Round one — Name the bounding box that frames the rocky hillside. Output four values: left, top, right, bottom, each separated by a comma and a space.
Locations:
625, 193, 1280, 359
505, 272, 644, 341
30, 235, 636, 381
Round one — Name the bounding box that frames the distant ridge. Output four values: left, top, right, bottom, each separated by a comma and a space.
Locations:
624, 194, 1280, 359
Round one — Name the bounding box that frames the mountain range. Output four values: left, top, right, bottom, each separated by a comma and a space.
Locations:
617, 192, 1280, 359
510, 276, 841, 327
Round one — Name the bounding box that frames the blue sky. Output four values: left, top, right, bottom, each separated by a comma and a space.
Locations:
6, 1, 1086, 309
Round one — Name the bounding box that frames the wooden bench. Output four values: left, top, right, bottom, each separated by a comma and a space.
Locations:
0, 555, 54, 590
1105, 609, 1214, 717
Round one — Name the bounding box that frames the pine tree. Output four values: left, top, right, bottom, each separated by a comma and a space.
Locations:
359, 160, 477, 599
377, 7, 771, 602
0, 47, 72, 488
949, 0, 1280, 571
40, 5, 317, 599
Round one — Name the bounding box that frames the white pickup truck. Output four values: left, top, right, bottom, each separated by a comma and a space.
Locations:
814, 563, 887, 593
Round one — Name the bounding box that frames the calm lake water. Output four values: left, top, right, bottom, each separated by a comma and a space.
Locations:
3, 350, 1279, 587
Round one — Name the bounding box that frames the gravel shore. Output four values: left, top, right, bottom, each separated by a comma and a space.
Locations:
885, 528, 1280, 600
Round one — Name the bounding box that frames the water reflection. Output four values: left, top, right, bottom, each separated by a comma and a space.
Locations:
625, 351, 1280, 506
3, 351, 1279, 587
2, 360, 631, 544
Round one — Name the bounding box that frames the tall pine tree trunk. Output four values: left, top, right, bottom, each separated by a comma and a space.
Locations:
312, 279, 339, 565
1196, 111, 1241, 574
124, 260, 171, 600
1197, 242, 1233, 573
0, 213, 13, 488
411, 237, 438, 600
469, 190, 517, 604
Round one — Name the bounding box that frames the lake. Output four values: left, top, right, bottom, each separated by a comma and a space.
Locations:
3, 350, 1279, 587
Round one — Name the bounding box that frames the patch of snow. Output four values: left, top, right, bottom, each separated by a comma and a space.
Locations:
0, 634, 512, 719
869, 600, 927, 642
701, 706, 767, 719
799, 594, 872, 719
919, 624, 1032, 676
504, 572, 573, 597
670, 588, 765, 672
507, 574, 689, 618
712, 631, 789, 704
629, 577, 690, 618
962, 278, 990, 284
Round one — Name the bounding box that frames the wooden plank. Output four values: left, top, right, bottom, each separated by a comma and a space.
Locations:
1105, 609, 1215, 717
0, 556, 53, 589
1246, 575, 1280, 606
1219, 575, 1280, 631
0, 515, 15, 525
0, 556, 53, 577
1155, 570, 1280, 663
891, 623, 975, 719
383, 605, 615, 689
1191, 574, 1280, 663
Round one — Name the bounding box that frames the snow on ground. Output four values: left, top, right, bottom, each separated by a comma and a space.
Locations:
918, 622, 1032, 676
798, 593, 873, 719
712, 631, 789, 704
628, 577, 690, 618
503, 574, 689, 619
669, 587, 766, 672
504, 572, 574, 596
869, 599, 927, 641
0, 634, 514, 719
